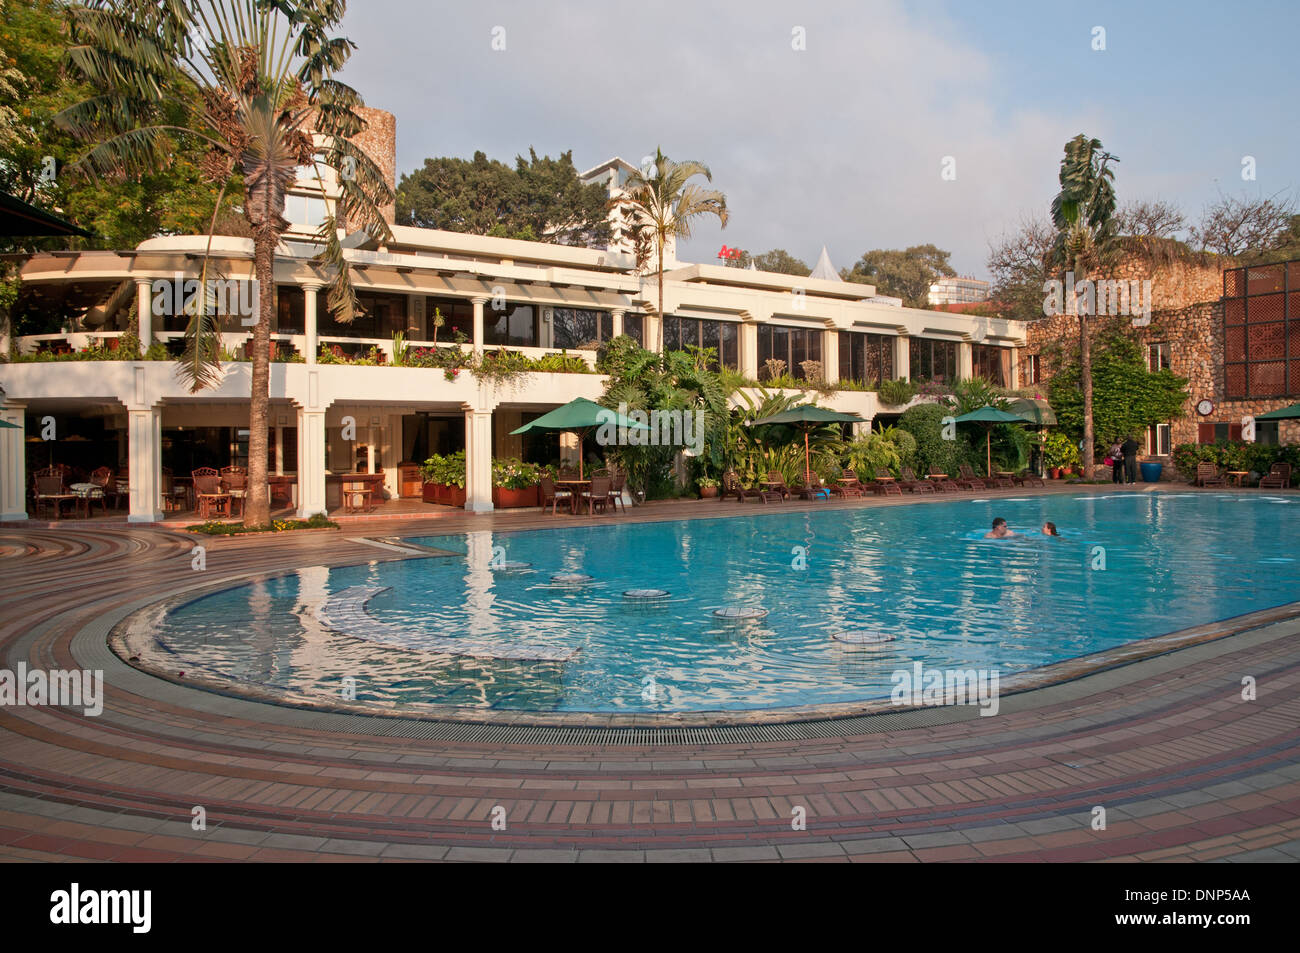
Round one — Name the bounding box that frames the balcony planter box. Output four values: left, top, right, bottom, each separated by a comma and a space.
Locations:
1140, 462, 1163, 483
422, 482, 466, 507
492, 486, 539, 509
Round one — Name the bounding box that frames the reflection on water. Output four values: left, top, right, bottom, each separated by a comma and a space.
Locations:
140, 493, 1300, 713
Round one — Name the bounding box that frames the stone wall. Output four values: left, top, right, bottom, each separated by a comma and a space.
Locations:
1020, 250, 1300, 463
350, 106, 397, 226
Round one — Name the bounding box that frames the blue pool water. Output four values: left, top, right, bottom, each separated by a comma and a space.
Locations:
139, 493, 1300, 713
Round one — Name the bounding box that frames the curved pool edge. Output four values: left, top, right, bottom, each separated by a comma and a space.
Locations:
103, 568, 1300, 731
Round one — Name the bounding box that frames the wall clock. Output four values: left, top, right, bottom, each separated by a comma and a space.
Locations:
1196, 399, 1215, 416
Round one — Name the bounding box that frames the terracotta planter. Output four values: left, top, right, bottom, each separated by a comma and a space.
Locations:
492, 485, 539, 508
422, 482, 466, 507
1049, 467, 1062, 479
699, 486, 719, 499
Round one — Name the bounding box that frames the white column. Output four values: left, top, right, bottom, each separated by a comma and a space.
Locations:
303, 282, 321, 364
464, 407, 493, 513
0, 403, 27, 521
127, 405, 163, 523
134, 278, 153, 346
274, 426, 284, 476
540, 307, 554, 348
611, 308, 625, 339
822, 325, 840, 384
366, 420, 376, 474
471, 296, 488, 357
958, 341, 973, 382
296, 407, 327, 517
893, 335, 910, 381
739, 319, 759, 379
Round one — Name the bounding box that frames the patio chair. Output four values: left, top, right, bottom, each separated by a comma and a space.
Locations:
73, 467, 113, 518
956, 464, 989, 490
1258, 463, 1292, 490
898, 467, 936, 494
1014, 470, 1046, 488
723, 470, 774, 503
192, 467, 231, 519
1195, 462, 1226, 487
578, 476, 612, 515
221, 466, 248, 516
342, 478, 375, 514
539, 475, 574, 515
872, 468, 904, 496
928, 466, 961, 492
33, 470, 75, 520
160, 468, 188, 513
90, 466, 118, 510
608, 469, 628, 512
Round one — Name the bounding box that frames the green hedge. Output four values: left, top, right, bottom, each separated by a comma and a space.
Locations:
1170, 442, 1300, 484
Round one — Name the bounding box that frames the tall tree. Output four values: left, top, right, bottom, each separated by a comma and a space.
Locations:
986, 214, 1054, 322
1050, 133, 1119, 480
841, 244, 956, 307
0, 0, 239, 253
1190, 191, 1297, 260
614, 148, 728, 352
59, 0, 393, 526
396, 148, 610, 245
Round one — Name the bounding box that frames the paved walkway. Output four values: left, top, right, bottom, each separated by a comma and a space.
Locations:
1, 488, 1298, 861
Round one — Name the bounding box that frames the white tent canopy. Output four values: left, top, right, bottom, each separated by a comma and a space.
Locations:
809, 245, 841, 282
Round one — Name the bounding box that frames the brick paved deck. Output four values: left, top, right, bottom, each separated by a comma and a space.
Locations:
2, 486, 1298, 862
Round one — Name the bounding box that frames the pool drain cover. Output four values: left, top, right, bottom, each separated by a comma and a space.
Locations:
831, 630, 896, 650
713, 607, 768, 622
624, 589, 670, 600
492, 561, 532, 571
551, 573, 594, 586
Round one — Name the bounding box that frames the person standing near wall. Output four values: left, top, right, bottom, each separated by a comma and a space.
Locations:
1121, 434, 1140, 484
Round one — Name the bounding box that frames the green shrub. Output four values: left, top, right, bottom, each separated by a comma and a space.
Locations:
898, 402, 974, 475
877, 377, 916, 406
419, 450, 466, 487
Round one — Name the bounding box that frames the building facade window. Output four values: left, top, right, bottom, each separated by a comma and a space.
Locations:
1146, 423, 1172, 456
1148, 342, 1171, 372
425, 297, 475, 342
838, 331, 895, 384
621, 313, 644, 346
663, 315, 739, 369
551, 308, 613, 350
758, 323, 822, 380
1024, 353, 1042, 385
908, 337, 958, 383
484, 302, 537, 347
971, 344, 1009, 387
1223, 260, 1298, 398
1198, 421, 1243, 444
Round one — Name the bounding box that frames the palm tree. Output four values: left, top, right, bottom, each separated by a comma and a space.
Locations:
1050, 134, 1118, 481
57, 0, 393, 526
615, 149, 728, 352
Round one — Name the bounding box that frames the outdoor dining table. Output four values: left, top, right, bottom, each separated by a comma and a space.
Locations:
69, 482, 102, 519
555, 479, 591, 515
1227, 470, 1249, 487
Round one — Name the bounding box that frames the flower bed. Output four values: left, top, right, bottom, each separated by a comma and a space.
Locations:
186, 513, 338, 535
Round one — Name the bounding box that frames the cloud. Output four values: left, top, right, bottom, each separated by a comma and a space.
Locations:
339, 1, 1105, 276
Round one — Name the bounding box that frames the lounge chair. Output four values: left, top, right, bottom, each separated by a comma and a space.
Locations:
836, 469, 866, 498
927, 467, 961, 492
955, 464, 987, 490
799, 474, 834, 500
1195, 462, 1226, 487
1014, 470, 1046, 488
766, 470, 793, 501
723, 470, 780, 503
1258, 463, 1292, 490
898, 467, 935, 494
871, 468, 903, 496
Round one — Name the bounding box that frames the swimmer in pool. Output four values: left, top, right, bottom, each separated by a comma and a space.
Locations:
1041, 521, 1059, 536
985, 517, 1017, 539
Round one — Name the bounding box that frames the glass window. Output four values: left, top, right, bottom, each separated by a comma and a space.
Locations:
838, 331, 894, 384
1148, 342, 1171, 372
552, 308, 610, 350
758, 323, 820, 379
622, 313, 644, 346
910, 338, 959, 383
971, 344, 1007, 387
484, 302, 536, 347
351, 291, 406, 339
425, 297, 475, 342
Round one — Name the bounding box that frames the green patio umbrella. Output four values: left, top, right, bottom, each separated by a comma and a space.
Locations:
0, 420, 19, 429
952, 406, 1028, 479
1255, 402, 1300, 420
746, 404, 867, 486
509, 397, 650, 479
1009, 397, 1056, 427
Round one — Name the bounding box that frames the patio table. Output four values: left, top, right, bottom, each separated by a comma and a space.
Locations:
555, 479, 591, 515
1227, 470, 1249, 487
69, 482, 103, 519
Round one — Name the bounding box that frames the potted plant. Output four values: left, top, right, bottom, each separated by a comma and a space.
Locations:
698, 477, 719, 499
1042, 431, 1078, 479
420, 451, 466, 507
492, 458, 541, 508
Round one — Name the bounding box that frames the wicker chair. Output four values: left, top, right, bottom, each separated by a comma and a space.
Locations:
193, 467, 230, 519
1195, 462, 1226, 487
33, 468, 75, 520
221, 466, 248, 516
1258, 463, 1292, 490
578, 476, 612, 515
539, 474, 573, 515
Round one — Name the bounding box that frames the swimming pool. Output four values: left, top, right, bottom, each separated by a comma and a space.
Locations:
126, 492, 1300, 715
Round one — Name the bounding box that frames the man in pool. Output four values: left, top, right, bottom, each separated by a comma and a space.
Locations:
985, 517, 1017, 539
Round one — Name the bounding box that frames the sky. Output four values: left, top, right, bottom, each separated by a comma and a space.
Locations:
336, 0, 1299, 280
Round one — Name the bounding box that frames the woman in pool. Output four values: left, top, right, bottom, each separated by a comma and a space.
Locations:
1041, 521, 1059, 536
